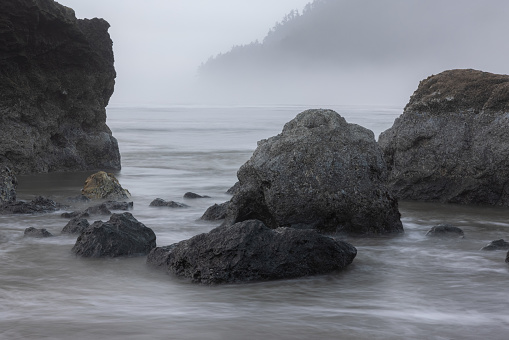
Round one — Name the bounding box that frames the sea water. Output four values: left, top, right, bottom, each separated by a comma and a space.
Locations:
1, 105, 508, 340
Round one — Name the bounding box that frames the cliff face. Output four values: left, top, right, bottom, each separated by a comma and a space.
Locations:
0, 0, 120, 174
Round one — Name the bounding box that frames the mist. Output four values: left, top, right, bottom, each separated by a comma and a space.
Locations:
57, 0, 509, 107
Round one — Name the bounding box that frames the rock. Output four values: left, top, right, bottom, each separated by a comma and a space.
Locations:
0, 167, 17, 203
24, 227, 52, 238
0, 0, 120, 174
224, 109, 403, 234
61, 217, 90, 235
183, 192, 210, 199
481, 239, 509, 251
425, 224, 464, 238
72, 212, 156, 258
149, 198, 188, 208
84, 203, 112, 216
66, 195, 91, 203
200, 202, 230, 221
104, 201, 133, 211
61, 211, 90, 219
81, 172, 130, 200
379, 69, 509, 205
506, 252, 509, 264
0, 196, 63, 214
226, 182, 241, 195
148, 219, 357, 284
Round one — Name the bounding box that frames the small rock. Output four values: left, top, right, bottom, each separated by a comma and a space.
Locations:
66, 195, 91, 203
425, 224, 464, 238
104, 201, 133, 210
24, 227, 53, 238
183, 192, 210, 199
481, 239, 509, 251
81, 171, 130, 200
84, 203, 112, 215
149, 198, 188, 208
61, 217, 90, 235
200, 202, 230, 220
61, 211, 90, 219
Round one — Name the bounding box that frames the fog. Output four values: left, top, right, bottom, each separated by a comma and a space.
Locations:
57, 0, 509, 107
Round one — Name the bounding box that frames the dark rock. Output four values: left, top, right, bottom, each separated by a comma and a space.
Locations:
66, 195, 91, 203
24, 227, 52, 238
425, 224, 464, 238
72, 212, 156, 258
149, 198, 188, 208
200, 202, 230, 220
506, 252, 509, 263
61, 211, 90, 219
104, 201, 133, 210
0, 196, 63, 214
148, 219, 357, 284
0, 0, 120, 174
84, 203, 112, 216
379, 69, 509, 205
226, 182, 241, 195
481, 239, 509, 251
183, 192, 210, 199
61, 217, 90, 235
224, 109, 403, 235
81, 172, 130, 200
0, 166, 17, 203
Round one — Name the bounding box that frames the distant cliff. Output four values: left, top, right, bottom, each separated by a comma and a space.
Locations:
0, 0, 120, 174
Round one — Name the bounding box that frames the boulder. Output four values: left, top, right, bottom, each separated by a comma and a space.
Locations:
224, 109, 403, 234
72, 212, 156, 258
149, 198, 188, 208
0, 0, 120, 174
0, 196, 63, 214
200, 202, 230, 221
81, 171, 130, 200
226, 182, 241, 195
183, 192, 210, 199
379, 69, 509, 205
481, 239, 509, 251
147, 219, 357, 284
425, 224, 464, 238
0, 166, 17, 203
24, 227, 52, 238
84, 203, 112, 216
61, 217, 90, 235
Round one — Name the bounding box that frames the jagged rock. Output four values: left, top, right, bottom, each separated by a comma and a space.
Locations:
24, 227, 52, 238
148, 219, 357, 284
379, 69, 509, 205
61, 217, 90, 235
226, 182, 241, 195
183, 192, 210, 199
224, 109, 403, 235
425, 224, 464, 238
0, 196, 63, 214
0, 0, 120, 174
149, 198, 188, 208
200, 202, 229, 221
0, 166, 17, 203
81, 171, 130, 200
72, 212, 156, 258
481, 239, 509, 251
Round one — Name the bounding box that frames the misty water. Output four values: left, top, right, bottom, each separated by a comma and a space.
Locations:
1, 106, 509, 339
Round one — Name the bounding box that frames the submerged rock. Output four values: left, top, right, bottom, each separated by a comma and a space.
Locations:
379, 69, 509, 205
104, 201, 133, 211
481, 239, 509, 251
148, 219, 357, 284
0, 196, 63, 214
81, 172, 130, 200
149, 198, 188, 208
0, 0, 120, 174
0, 167, 17, 203
200, 202, 230, 221
62, 217, 90, 235
425, 224, 464, 238
72, 212, 156, 258
183, 192, 210, 199
224, 109, 403, 235
24, 227, 53, 238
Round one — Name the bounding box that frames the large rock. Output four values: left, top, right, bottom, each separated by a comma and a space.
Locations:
81, 171, 130, 200
379, 69, 509, 205
224, 109, 403, 234
0, 166, 17, 203
147, 219, 357, 284
0, 0, 120, 174
72, 212, 156, 257
0, 196, 63, 214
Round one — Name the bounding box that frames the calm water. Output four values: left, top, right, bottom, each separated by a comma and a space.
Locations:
1, 106, 509, 340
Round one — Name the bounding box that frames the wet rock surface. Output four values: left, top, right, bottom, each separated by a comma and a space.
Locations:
224, 109, 403, 235
148, 219, 357, 284
200, 202, 230, 221
379, 69, 509, 205
0, 167, 17, 203
0, 196, 64, 214
81, 172, 130, 200
24, 227, 52, 238
183, 192, 210, 199
149, 198, 188, 208
0, 0, 120, 174
481, 239, 509, 251
72, 212, 156, 258
425, 224, 464, 238
61, 217, 90, 235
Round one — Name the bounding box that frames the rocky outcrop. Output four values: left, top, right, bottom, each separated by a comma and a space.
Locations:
61, 217, 89, 234
0, 166, 17, 203
224, 109, 403, 235
72, 212, 156, 258
379, 69, 509, 205
24, 227, 52, 238
148, 219, 357, 284
0, 196, 63, 214
0, 0, 120, 174
81, 172, 130, 200
425, 224, 464, 238
149, 198, 188, 208
481, 239, 509, 251
200, 202, 229, 221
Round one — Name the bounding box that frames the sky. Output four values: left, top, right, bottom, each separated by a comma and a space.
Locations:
57, 0, 312, 106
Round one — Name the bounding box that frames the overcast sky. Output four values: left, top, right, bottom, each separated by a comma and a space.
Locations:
57, 0, 312, 106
